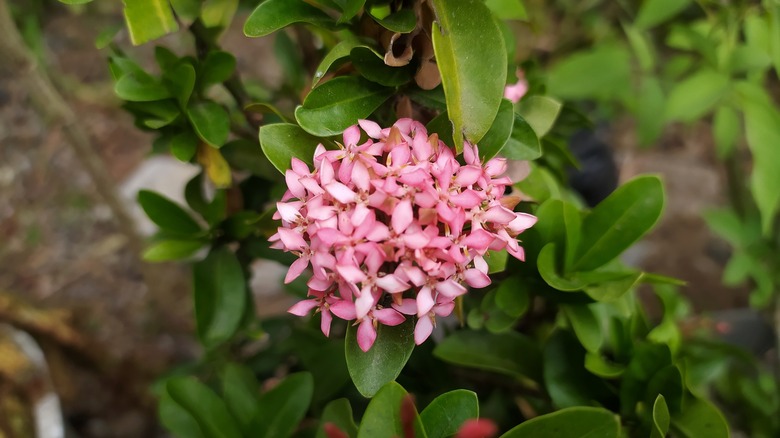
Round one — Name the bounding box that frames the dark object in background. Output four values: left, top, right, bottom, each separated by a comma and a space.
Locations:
709, 308, 776, 356
567, 127, 619, 207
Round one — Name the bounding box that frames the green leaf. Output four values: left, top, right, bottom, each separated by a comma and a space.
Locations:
538, 244, 586, 291
738, 82, 780, 235
188, 102, 230, 147
357, 382, 426, 438
534, 198, 581, 272
501, 406, 620, 438
138, 190, 201, 235
623, 24, 656, 71
221, 363, 260, 435
583, 271, 642, 302
484, 0, 527, 20
665, 69, 729, 122
650, 395, 670, 438
201, 0, 238, 29
170, 0, 201, 21
431, 0, 507, 152
547, 45, 631, 101
221, 139, 280, 180
620, 343, 672, 417
193, 247, 247, 348
253, 373, 314, 438
635, 0, 692, 30
584, 352, 625, 378
420, 390, 479, 438
500, 113, 541, 160
317, 399, 358, 438
495, 276, 530, 318
122, 0, 179, 45
562, 304, 602, 353
115, 72, 171, 102
637, 76, 665, 146
370, 9, 417, 33
244, 0, 335, 37
336, 0, 365, 22
275, 31, 306, 91
199, 51, 237, 88
185, 173, 227, 225
434, 330, 542, 382
671, 395, 729, 438
713, 105, 740, 159
259, 123, 327, 173
345, 318, 415, 398
313, 40, 361, 87
486, 249, 508, 274
646, 365, 683, 413
164, 63, 196, 107
170, 131, 199, 162
295, 76, 392, 136
350, 46, 414, 86
159, 388, 205, 438
166, 377, 242, 438
516, 96, 562, 138
478, 99, 515, 160
143, 239, 204, 262
572, 175, 665, 271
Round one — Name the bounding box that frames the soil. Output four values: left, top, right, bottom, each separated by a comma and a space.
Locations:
0, 3, 752, 437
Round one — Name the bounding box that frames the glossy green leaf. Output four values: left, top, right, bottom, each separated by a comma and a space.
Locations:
244, 0, 335, 37
357, 382, 426, 438
259, 123, 327, 173
138, 190, 201, 235
650, 395, 670, 438
221, 363, 260, 435
635, 0, 692, 30
166, 377, 242, 438
115, 72, 171, 102
143, 239, 204, 262
170, 131, 199, 162
495, 276, 530, 318
501, 406, 620, 438
159, 388, 205, 438
295, 76, 392, 136
431, 0, 507, 152
164, 63, 196, 107
253, 373, 314, 438
313, 40, 361, 87
516, 96, 562, 138
665, 69, 729, 122
335, 0, 365, 22
486, 249, 508, 274
620, 343, 672, 417
201, 0, 238, 29
478, 99, 515, 160
370, 9, 417, 33
420, 390, 479, 438
123, 0, 179, 45
583, 271, 642, 302
199, 51, 236, 88
562, 304, 602, 353
584, 352, 625, 378
345, 318, 414, 398
501, 113, 541, 160
738, 82, 780, 235
671, 395, 729, 438
350, 46, 414, 86
548, 45, 631, 101
317, 398, 358, 438
538, 244, 586, 291
484, 0, 527, 20
434, 330, 542, 382
572, 175, 664, 271
192, 247, 247, 348
221, 139, 280, 180
534, 199, 581, 272
188, 102, 230, 148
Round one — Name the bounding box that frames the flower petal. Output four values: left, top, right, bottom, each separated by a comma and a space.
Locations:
357, 318, 377, 352
374, 308, 405, 326
284, 256, 310, 284
325, 181, 356, 204
414, 315, 434, 345
288, 299, 319, 316
392, 199, 414, 234
464, 268, 491, 289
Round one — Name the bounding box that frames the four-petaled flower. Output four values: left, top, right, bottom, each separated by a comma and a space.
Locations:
272, 119, 536, 351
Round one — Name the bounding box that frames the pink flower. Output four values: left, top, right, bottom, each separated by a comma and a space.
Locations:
276, 120, 536, 351
503, 69, 529, 103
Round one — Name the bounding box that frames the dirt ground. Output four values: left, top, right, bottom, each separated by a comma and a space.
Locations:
0, 4, 751, 437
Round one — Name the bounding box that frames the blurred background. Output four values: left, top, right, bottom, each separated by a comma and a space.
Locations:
0, 0, 770, 436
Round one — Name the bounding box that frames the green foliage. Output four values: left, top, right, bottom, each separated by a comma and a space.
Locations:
345, 319, 415, 398
122, 0, 178, 45
501, 406, 620, 438
192, 248, 246, 349
419, 390, 479, 438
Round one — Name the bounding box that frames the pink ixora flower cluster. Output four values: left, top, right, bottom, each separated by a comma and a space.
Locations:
271, 119, 536, 352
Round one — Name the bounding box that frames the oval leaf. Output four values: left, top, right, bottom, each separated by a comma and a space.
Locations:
420, 390, 479, 438
295, 76, 392, 136
313, 40, 362, 87
350, 46, 414, 86
115, 72, 171, 102
650, 395, 670, 438
516, 95, 562, 139
166, 377, 242, 438
253, 372, 314, 438
501, 406, 620, 438
192, 247, 247, 349
244, 0, 335, 37
259, 123, 327, 173
665, 69, 729, 122
572, 175, 665, 271
188, 101, 230, 147
671, 396, 729, 438
143, 239, 204, 262
431, 0, 507, 152
123, 0, 179, 45
317, 398, 358, 438
138, 190, 202, 235
477, 99, 515, 160
345, 318, 415, 398
356, 381, 426, 438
